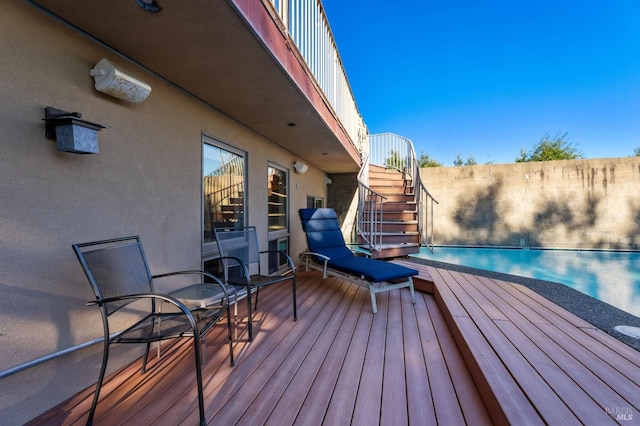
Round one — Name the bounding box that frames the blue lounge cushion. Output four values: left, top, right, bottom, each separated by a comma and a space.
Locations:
328, 255, 418, 283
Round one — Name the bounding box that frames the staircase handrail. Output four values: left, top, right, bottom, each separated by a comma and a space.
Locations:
357, 153, 386, 253
407, 143, 439, 253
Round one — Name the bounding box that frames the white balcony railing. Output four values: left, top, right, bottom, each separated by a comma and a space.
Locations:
267, 0, 368, 155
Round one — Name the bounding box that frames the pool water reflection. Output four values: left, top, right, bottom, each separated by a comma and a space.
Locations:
413, 247, 640, 318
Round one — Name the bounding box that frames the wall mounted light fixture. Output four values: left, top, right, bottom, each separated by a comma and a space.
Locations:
44, 107, 108, 154
90, 59, 151, 103
293, 161, 308, 174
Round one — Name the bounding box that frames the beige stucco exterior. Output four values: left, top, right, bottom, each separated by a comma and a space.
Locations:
0, 2, 335, 423
422, 158, 640, 249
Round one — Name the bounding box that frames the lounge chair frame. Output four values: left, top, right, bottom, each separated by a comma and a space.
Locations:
299, 208, 416, 313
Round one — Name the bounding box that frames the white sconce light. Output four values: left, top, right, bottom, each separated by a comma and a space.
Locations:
90, 59, 151, 103
293, 161, 308, 174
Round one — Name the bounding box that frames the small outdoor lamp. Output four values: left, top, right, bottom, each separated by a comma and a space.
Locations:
44, 107, 108, 154
293, 161, 308, 174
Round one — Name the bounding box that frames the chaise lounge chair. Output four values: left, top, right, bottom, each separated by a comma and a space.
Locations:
298, 208, 417, 313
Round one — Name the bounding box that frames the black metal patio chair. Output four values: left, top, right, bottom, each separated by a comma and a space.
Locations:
214, 226, 297, 341
73, 236, 234, 426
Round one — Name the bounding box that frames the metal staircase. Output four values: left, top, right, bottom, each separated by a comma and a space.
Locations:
357, 133, 438, 259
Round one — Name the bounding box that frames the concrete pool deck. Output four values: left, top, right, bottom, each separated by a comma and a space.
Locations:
407, 257, 640, 352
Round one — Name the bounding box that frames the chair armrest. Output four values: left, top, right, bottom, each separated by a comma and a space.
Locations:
87, 293, 199, 328
299, 251, 330, 278
212, 255, 252, 287
259, 250, 296, 275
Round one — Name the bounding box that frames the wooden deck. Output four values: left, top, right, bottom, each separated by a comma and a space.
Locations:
28, 263, 640, 425
396, 260, 640, 425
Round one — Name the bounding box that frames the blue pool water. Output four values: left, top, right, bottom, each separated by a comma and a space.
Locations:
412, 247, 640, 318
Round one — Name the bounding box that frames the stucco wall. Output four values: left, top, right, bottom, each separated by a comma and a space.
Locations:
327, 172, 359, 241
421, 158, 640, 249
0, 2, 328, 423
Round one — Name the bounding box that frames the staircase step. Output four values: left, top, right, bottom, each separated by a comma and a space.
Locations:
366, 202, 416, 212
361, 221, 418, 232
369, 170, 404, 180
362, 211, 417, 221
358, 233, 420, 244
379, 194, 415, 202
371, 187, 414, 195
359, 243, 421, 259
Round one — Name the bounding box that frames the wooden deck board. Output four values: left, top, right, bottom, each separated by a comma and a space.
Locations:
27, 263, 640, 426
380, 288, 409, 426
321, 286, 375, 425
264, 283, 360, 426
465, 273, 618, 423
488, 277, 640, 390
289, 286, 363, 425
402, 290, 438, 425
424, 295, 493, 425
351, 291, 388, 425
446, 269, 577, 424
426, 266, 541, 425
198, 274, 342, 425
402, 261, 640, 426
470, 276, 622, 424
241, 281, 355, 425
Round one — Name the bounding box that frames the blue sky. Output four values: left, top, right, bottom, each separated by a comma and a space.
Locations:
323, 0, 640, 165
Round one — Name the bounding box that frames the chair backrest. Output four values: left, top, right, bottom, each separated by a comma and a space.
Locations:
214, 226, 260, 275
73, 236, 154, 316
298, 208, 353, 260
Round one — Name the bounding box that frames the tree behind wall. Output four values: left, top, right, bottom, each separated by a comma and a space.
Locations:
516, 131, 584, 162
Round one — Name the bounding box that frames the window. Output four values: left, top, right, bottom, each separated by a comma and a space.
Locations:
267, 164, 288, 233
268, 163, 289, 273
307, 196, 324, 208
202, 136, 246, 250
268, 237, 289, 274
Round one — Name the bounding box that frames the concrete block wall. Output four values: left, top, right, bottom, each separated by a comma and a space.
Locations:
421, 157, 640, 250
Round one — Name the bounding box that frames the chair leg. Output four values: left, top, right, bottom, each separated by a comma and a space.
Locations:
200, 335, 207, 364
233, 300, 239, 341
370, 287, 378, 314
226, 307, 234, 367
141, 342, 151, 374
246, 290, 254, 341
254, 287, 259, 310
192, 334, 206, 426
409, 277, 416, 304
87, 340, 110, 426
292, 278, 297, 321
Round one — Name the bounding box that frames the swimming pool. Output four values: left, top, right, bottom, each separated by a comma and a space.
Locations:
412, 247, 640, 318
